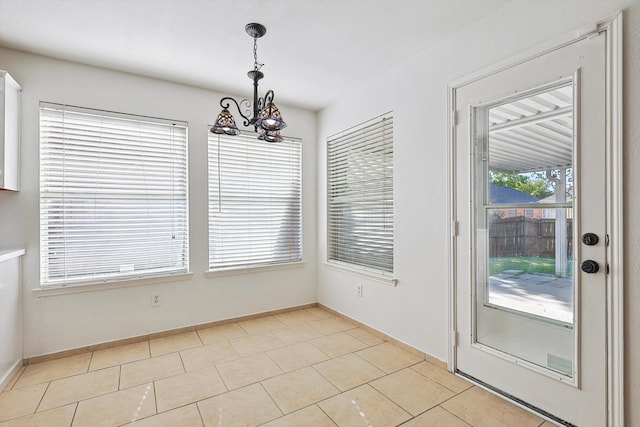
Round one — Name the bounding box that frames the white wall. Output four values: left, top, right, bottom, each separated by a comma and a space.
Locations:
316, 1, 639, 424
0, 47, 317, 358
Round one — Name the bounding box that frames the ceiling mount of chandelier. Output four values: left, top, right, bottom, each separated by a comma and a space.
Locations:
210, 23, 287, 143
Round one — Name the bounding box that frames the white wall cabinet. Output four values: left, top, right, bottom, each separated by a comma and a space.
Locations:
0, 249, 24, 390
0, 70, 21, 191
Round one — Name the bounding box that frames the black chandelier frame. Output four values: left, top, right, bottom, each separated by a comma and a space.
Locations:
211, 23, 286, 142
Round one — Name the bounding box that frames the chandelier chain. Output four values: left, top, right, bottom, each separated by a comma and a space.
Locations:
253, 37, 264, 71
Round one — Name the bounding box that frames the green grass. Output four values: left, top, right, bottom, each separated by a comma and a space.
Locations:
489, 256, 572, 276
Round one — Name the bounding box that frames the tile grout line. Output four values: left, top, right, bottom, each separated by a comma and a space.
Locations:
117, 364, 122, 391
194, 329, 205, 346
264, 345, 289, 373
177, 349, 188, 375
212, 344, 232, 391
365, 367, 425, 420
194, 398, 206, 427
152, 380, 158, 418
195, 328, 206, 345
437, 404, 475, 426
315, 402, 339, 427
32, 378, 51, 415
68, 401, 79, 427
428, 386, 480, 422
309, 362, 344, 393
257, 381, 286, 421
87, 350, 95, 373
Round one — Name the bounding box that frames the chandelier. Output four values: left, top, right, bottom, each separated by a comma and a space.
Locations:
210, 23, 287, 143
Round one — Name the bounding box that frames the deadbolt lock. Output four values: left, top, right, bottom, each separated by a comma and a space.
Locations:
582, 233, 599, 246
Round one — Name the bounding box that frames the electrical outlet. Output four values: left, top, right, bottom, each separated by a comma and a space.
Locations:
356, 283, 363, 298
151, 292, 162, 307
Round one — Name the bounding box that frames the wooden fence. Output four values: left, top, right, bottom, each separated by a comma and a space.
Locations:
489, 217, 573, 258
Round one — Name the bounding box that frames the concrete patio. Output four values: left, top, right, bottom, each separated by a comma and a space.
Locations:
488, 270, 573, 323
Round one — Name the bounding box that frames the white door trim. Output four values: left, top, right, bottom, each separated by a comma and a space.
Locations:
447, 12, 623, 426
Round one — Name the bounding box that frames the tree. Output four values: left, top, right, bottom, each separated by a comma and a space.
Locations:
490, 171, 554, 199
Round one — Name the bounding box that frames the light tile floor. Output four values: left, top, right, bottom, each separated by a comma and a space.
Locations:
0, 307, 551, 427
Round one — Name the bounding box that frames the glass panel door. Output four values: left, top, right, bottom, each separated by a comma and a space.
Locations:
453, 27, 613, 425
474, 80, 576, 377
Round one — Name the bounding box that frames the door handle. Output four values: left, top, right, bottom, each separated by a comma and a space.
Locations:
580, 260, 599, 274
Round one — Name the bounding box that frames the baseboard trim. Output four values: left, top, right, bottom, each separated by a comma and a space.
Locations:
317, 304, 447, 369
0, 360, 25, 392
23, 302, 447, 372
24, 302, 318, 365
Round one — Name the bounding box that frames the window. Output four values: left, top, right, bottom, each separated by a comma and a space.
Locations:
208, 131, 302, 270
327, 113, 394, 273
39, 103, 189, 286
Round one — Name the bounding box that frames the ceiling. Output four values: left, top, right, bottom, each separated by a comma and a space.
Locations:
0, 0, 511, 111
489, 84, 573, 174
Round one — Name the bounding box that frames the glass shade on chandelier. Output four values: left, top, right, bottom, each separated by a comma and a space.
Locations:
211, 109, 240, 135
255, 102, 287, 131
258, 128, 283, 143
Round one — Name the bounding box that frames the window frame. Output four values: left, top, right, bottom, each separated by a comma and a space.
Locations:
207, 130, 303, 272
39, 102, 189, 288
326, 112, 394, 277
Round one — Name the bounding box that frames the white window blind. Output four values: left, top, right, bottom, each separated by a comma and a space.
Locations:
39, 103, 189, 286
208, 131, 302, 270
327, 113, 394, 273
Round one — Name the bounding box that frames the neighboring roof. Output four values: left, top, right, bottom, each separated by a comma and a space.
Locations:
489, 184, 540, 204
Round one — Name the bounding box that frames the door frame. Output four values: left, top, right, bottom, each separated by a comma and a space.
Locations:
447, 12, 623, 426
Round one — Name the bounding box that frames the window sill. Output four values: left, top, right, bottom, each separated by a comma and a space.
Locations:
206, 261, 307, 278
33, 272, 194, 297
323, 261, 398, 286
